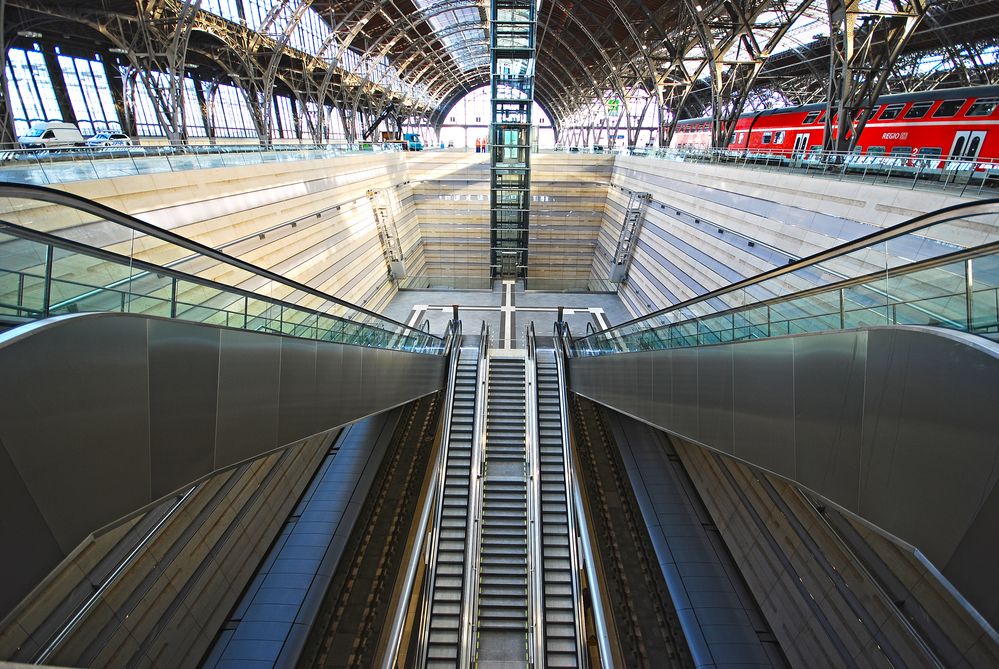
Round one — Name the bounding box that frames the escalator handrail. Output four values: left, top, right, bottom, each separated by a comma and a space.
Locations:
382, 318, 462, 668
555, 320, 575, 358
0, 220, 435, 351
551, 319, 619, 668
577, 197, 999, 341
0, 182, 438, 342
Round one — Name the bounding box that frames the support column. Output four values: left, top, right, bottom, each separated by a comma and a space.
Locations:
489, 0, 537, 281
103, 58, 136, 137
41, 49, 77, 126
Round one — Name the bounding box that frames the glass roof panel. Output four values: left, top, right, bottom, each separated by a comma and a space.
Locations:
413, 0, 489, 71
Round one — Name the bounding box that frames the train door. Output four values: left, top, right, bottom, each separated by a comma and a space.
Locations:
948, 131, 986, 169
792, 133, 809, 157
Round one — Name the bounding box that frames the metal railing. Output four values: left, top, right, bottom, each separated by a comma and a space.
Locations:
571, 199, 999, 355
0, 184, 443, 353
0, 141, 423, 186
548, 145, 999, 197
462, 319, 490, 667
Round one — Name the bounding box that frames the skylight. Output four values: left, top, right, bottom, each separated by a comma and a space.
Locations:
412, 0, 489, 71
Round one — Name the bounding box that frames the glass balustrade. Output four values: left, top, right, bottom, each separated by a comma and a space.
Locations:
573, 202, 999, 355
0, 186, 444, 354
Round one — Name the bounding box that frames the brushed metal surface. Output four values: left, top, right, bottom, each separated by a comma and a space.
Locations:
792, 331, 865, 508
215, 328, 282, 466
277, 337, 319, 445
0, 316, 152, 553
0, 442, 63, 620
0, 312, 444, 622
858, 329, 999, 569
697, 345, 734, 455
670, 347, 700, 440
148, 319, 220, 498
569, 326, 999, 627
732, 337, 793, 472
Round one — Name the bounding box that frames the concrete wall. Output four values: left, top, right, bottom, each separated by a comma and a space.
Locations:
674, 437, 999, 668
608, 155, 983, 318
531, 153, 613, 284
20, 153, 416, 314
9, 149, 981, 315
404, 152, 613, 287
0, 430, 335, 668
407, 152, 491, 283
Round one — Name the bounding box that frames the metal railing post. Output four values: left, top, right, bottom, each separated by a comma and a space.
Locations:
42, 245, 54, 317
839, 288, 846, 329
17, 272, 25, 315
966, 258, 975, 331
170, 277, 178, 318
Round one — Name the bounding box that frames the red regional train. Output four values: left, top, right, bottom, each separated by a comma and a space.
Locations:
669, 85, 999, 165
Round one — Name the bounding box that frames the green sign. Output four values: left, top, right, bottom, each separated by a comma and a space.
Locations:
607, 98, 620, 117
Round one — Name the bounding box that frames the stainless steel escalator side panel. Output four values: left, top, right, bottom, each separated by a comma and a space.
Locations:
569, 325, 999, 628
0, 312, 445, 623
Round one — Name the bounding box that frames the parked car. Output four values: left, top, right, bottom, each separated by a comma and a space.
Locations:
17, 122, 85, 149
85, 132, 133, 147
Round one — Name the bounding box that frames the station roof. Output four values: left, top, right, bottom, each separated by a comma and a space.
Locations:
5, 0, 999, 126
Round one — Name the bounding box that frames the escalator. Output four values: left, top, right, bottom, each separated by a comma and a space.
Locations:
472, 355, 531, 664
422, 339, 481, 666
563, 198, 999, 639
534, 348, 584, 667
0, 185, 447, 629
393, 327, 591, 669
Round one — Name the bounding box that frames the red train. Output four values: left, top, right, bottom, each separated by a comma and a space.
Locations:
670, 85, 999, 164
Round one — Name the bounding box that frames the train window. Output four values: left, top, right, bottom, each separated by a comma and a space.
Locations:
866, 146, 885, 156
932, 99, 965, 117
967, 97, 999, 117
889, 146, 912, 156
762, 131, 772, 144
918, 147, 942, 158
774, 131, 785, 144
904, 101, 933, 119
878, 104, 905, 120
802, 111, 821, 124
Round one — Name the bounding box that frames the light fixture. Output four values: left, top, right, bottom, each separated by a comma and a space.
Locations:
17, 30, 42, 38
108, 47, 129, 54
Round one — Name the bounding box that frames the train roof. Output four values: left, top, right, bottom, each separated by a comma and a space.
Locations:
675, 84, 999, 125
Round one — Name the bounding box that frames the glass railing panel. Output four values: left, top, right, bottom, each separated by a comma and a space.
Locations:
0, 268, 45, 317
886, 261, 967, 328
47, 248, 136, 313
573, 204, 999, 356
0, 187, 445, 353
843, 280, 892, 328
0, 233, 47, 316
969, 255, 999, 333
121, 271, 174, 318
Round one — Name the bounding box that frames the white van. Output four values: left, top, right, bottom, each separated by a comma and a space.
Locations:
17, 122, 86, 149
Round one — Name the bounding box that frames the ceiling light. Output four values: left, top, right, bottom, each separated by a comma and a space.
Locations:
17, 30, 42, 38
108, 47, 129, 54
